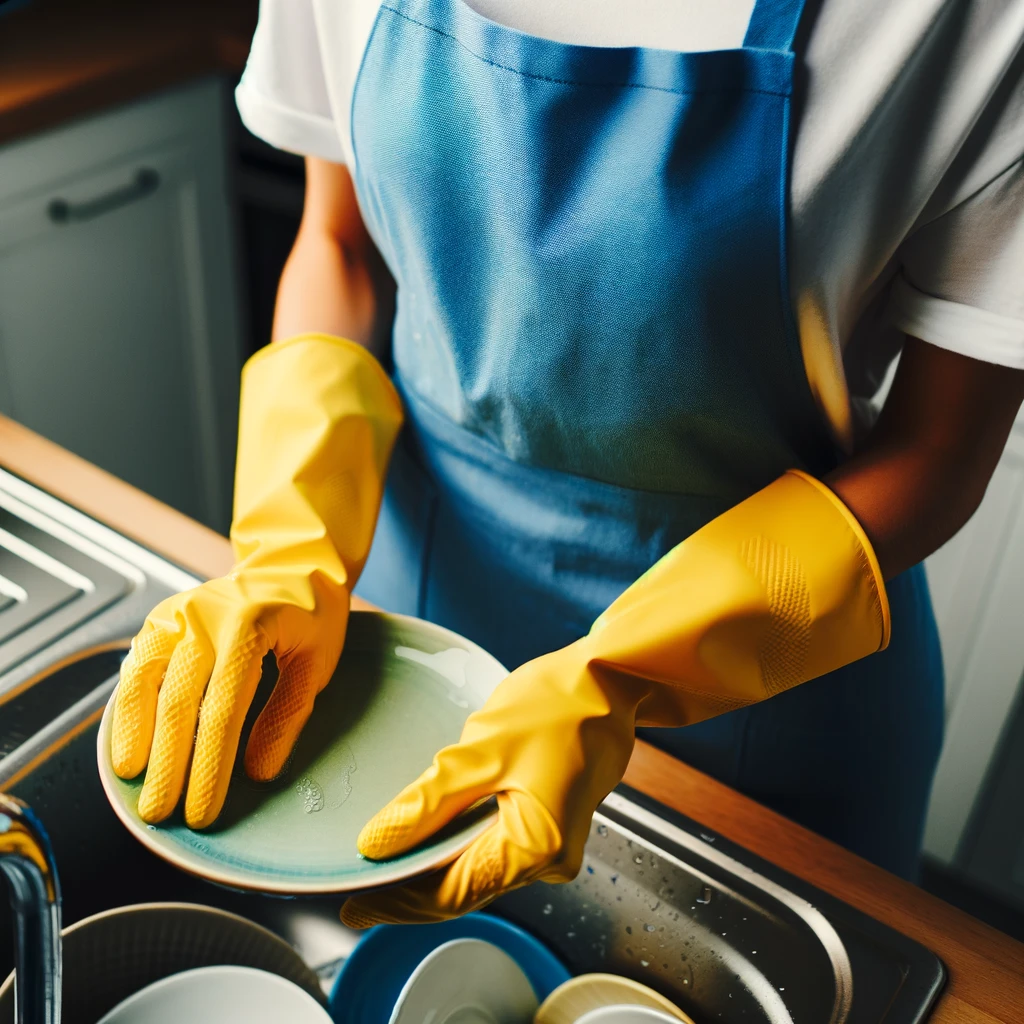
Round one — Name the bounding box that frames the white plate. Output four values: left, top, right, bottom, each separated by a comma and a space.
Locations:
576, 1006, 685, 1024
389, 938, 539, 1024
96, 965, 332, 1024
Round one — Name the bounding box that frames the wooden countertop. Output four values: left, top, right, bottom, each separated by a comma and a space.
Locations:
3, 412, 1024, 1022
0, 0, 257, 147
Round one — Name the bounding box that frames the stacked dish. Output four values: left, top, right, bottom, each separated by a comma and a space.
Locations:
329, 913, 695, 1024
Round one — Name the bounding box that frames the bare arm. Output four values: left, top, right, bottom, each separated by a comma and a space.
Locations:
829, 336, 1024, 580
272, 157, 390, 355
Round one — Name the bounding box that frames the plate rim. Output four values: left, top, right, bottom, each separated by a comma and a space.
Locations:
95, 964, 330, 1024
96, 610, 506, 895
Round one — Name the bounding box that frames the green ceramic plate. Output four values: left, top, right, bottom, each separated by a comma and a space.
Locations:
97, 612, 507, 894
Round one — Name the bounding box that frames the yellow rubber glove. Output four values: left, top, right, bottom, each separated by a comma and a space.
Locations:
111, 334, 402, 829
341, 470, 889, 925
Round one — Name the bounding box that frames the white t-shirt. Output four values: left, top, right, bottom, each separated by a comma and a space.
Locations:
236, 0, 1024, 448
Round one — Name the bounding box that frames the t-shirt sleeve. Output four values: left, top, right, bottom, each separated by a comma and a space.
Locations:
235, 0, 346, 163
887, 156, 1024, 370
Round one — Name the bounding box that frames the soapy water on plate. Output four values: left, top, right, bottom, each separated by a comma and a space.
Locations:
295, 777, 325, 813
293, 742, 358, 814
395, 645, 473, 708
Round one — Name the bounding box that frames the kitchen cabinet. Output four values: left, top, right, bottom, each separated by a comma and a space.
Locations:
0, 77, 244, 534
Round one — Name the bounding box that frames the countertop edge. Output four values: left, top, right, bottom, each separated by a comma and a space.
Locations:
0, 6, 254, 149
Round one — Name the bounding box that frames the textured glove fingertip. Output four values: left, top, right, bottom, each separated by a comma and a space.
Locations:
340, 900, 383, 930
356, 804, 416, 860
183, 791, 223, 831
110, 746, 146, 781
136, 782, 176, 825
242, 740, 291, 784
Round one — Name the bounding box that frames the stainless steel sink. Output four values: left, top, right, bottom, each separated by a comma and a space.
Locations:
0, 467, 192, 699
0, 474, 945, 1024
0, 674, 944, 1024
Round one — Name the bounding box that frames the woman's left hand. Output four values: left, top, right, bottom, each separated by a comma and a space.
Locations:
340, 642, 638, 926
339, 463, 899, 925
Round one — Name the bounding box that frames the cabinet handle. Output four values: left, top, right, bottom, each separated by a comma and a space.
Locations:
48, 168, 160, 224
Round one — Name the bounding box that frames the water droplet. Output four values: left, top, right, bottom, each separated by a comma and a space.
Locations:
567, 931, 576, 939
596, 823, 608, 836
779, 987, 785, 992
751, 950, 757, 955
644, 924, 656, 932
640, 960, 650, 967
542, 904, 553, 915
634, 855, 644, 864
146, 825, 155, 831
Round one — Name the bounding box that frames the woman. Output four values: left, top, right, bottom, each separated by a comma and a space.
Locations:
111, 0, 1024, 925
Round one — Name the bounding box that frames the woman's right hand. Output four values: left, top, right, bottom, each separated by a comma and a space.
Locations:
111, 559, 350, 830
111, 332, 403, 830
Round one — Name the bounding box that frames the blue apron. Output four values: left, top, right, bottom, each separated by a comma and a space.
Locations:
351, 0, 944, 878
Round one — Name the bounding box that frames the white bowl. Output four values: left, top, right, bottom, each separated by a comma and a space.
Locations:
389, 937, 539, 1024
96, 965, 332, 1024
575, 1007, 685, 1024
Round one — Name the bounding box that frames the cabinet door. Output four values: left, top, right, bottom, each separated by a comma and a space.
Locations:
0, 79, 243, 533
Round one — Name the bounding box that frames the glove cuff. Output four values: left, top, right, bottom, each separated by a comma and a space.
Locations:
242, 333, 402, 412
785, 469, 890, 649
231, 333, 404, 579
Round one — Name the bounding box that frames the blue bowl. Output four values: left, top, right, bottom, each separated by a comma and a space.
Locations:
329, 913, 571, 1023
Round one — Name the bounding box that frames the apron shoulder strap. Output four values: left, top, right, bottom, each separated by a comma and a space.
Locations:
743, 0, 808, 52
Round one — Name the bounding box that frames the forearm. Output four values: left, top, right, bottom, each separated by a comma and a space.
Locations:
271, 158, 389, 357
272, 225, 380, 348
827, 337, 1024, 580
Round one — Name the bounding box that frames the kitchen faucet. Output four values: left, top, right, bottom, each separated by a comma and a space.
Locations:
0, 794, 61, 1024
